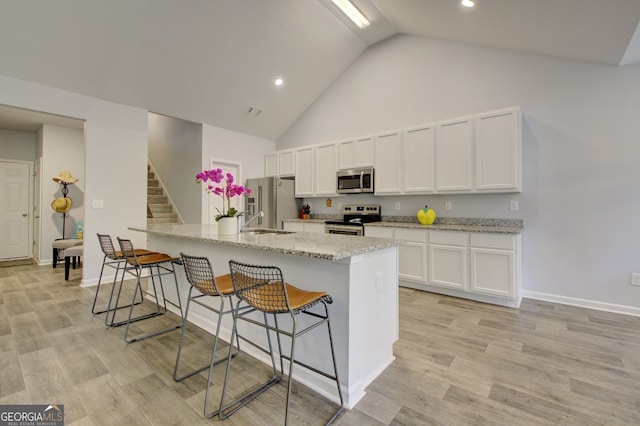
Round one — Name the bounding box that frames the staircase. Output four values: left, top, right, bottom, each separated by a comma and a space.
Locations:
147, 165, 181, 225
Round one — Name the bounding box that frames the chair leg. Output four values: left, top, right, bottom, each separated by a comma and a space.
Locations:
284, 315, 298, 426
324, 302, 345, 424
123, 264, 181, 343
53, 247, 58, 268
218, 303, 281, 420
64, 256, 71, 280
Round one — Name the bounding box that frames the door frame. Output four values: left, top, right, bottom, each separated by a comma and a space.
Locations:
0, 158, 34, 260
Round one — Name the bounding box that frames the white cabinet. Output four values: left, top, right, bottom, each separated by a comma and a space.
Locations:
475, 108, 522, 192
303, 222, 326, 233
364, 226, 394, 239
436, 117, 474, 192
403, 124, 435, 193
265, 152, 278, 177
469, 233, 518, 298
283, 221, 325, 233
429, 231, 468, 290
278, 149, 296, 177
338, 136, 373, 170
374, 131, 403, 194
294, 146, 314, 197
395, 228, 428, 284
315, 142, 338, 196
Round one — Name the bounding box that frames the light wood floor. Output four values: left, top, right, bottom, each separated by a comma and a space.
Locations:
1, 263, 640, 425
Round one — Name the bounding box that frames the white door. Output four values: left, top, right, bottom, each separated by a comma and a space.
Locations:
33, 158, 42, 262
0, 160, 30, 259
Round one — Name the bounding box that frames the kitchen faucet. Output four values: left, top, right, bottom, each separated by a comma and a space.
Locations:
237, 210, 264, 232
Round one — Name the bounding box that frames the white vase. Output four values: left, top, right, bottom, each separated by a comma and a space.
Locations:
217, 216, 238, 235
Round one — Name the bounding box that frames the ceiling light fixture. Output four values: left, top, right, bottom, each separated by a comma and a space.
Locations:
331, 0, 370, 29
461, 0, 475, 7
274, 77, 284, 87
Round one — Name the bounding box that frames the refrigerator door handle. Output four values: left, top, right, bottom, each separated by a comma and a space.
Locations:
258, 185, 263, 226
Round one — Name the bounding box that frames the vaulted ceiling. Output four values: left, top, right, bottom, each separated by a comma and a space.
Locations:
1, 0, 639, 139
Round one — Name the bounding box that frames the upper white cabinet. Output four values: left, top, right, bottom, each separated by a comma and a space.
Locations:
294, 146, 314, 197
265, 152, 278, 177
266, 105, 522, 195
315, 142, 338, 196
475, 107, 522, 192
278, 149, 296, 177
338, 136, 373, 170
374, 131, 403, 194
436, 116, 474, 192
403, 124, 436, 193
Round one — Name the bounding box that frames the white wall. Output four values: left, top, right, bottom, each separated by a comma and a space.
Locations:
201, 124, 275, 223
278, 35, 640, 312
40, 125, 84, 250
0, 74, 149, 286
0, 129, 36, 161
148, 113, 203, 224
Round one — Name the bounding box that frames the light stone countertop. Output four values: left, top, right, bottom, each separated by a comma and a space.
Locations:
366, 220, 523, 234
129, 223, 398, 261
285, 216, 524, 234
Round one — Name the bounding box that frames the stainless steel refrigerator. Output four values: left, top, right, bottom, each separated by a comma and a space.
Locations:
245, 178, 301, 229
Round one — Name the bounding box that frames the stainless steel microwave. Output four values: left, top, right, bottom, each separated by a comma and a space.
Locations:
337, 167, 374, 194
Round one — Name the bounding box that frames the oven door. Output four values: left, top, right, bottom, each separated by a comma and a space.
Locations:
325, 223, 364, 236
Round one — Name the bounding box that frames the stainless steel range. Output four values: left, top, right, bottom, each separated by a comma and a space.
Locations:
325, 205, 381, 236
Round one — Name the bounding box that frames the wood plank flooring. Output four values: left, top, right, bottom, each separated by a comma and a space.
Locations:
1, 262, 639, 425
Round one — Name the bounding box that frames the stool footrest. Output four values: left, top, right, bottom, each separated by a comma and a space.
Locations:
218, 375, 281, 420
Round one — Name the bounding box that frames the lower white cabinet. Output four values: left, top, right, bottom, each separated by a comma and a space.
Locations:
283, 221, 325, 233
428, 231, 467, 290
364, 225, 521, 306
469, 233, 518, 298
395, 229, 427, 283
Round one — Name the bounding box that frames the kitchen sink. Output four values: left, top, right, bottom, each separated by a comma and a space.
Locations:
240, 229, 294, 235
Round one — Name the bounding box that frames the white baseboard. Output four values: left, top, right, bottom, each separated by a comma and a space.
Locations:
521, 290, 640, 317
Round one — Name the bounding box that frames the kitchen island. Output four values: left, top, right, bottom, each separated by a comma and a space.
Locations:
129, 223, 399, 408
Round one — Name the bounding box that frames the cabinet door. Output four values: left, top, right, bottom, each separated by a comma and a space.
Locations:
436, 117, 473, 192
303, 222, 326, 233
283, 222, 304, 232
429, 244, 467, 290
396, 229, 428, 283
294, 146, 314, 197
475, 108, 521, 192
354, 136, 374, 167
374, 131, 402, 194
364, 226, 394, 239
338, 140, 355, 170
315, 142, 337, 195
265, 152, 278, 177
278, 149, 295, 177
470, 248, 515, 297
403, 125, 435, 193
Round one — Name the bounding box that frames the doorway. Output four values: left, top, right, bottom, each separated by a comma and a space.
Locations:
0, 159, 32, 259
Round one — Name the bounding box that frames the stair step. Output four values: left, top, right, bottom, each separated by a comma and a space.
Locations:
149, 205, 173, 214
148, 171, 155, 179
147, 187, 163, 196
148, 179, 159, 187
148, 195, 168, 204
147, 217, 180, 224
150, 212, 177, 219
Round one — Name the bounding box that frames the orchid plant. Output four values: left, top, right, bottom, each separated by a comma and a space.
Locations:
196, 168, 251, 221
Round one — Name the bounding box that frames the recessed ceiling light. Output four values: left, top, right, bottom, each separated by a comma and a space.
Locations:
331, 0, 370, 29
461, 0, 475, 7
274, 77, 284, 87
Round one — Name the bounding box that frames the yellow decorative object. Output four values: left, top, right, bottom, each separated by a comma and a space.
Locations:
417, 205, 436, 225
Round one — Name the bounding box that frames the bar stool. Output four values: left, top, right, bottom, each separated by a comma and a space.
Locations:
93, 233, 156, 320
173, 253, 242, 418
221, 260, 344, 425
113, 237, 184, 343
